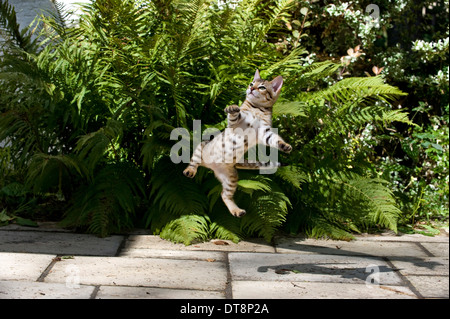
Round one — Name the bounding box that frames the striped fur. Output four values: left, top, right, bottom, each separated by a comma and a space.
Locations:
183, 70, 292, 217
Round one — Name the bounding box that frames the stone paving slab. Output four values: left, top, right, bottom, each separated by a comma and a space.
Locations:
0, 230, 123, 256
275, 237, 429, 257
0, 252, 55, 281
354, 233, 449, 242
96, 286, 225, 299
0, 280, 95, 299
406, 276, 449, 298
45, 256, 228, 291
232, 281, 417, 299
421, 243, 449, 257
0, 222, 72, 232
120, 248, 226, 261
389, 257, 449, 276
125, 235, 275, 253
229, 253, 403, 285
388, 256, 449, 298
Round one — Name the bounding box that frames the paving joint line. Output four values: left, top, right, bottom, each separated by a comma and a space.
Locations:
115, 235, 129, 257
36, 254, 61, 283
224, 252, 233, 299
383, 257, 423, 299
90, 285, 101, 299
414, 242, 435, 257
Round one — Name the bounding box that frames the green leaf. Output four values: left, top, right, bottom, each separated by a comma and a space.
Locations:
238, 179, 272, 194
431, 143, 444, 152
0, 182, 27, 197
0, 209, 14, 225
276, 166, 308, 189
273, 101, 307, 117
14, 217, 38, 227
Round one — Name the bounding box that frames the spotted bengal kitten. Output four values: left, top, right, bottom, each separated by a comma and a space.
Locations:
183, 70, 292, 217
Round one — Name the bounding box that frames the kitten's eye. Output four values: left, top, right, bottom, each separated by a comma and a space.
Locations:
250, 82, 254, 87
258, 85, 266, 91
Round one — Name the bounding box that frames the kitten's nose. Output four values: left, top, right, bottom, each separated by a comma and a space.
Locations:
250, 87, 254, 92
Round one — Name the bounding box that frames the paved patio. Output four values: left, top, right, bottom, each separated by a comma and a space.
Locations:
0, 223, 448, 299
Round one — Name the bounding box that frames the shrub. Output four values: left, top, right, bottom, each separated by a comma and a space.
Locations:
1, 0, 413, 242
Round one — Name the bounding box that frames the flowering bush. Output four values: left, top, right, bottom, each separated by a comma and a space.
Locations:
294, 0, 449, 232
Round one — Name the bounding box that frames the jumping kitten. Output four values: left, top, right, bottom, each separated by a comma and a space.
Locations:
183, 70, 292, 217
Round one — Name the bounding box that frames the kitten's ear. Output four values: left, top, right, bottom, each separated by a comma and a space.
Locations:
271, 76, 283, 94
253, 69, 261, 81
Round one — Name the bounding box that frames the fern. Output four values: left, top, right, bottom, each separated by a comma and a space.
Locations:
241, 188, 291, 242
0, 0, 36, 51
61, 162, 145, 237
209, 221, 241, 243
301, 76, 406, 106
301, 174, 401, 239
272, 100, 307, 117
159, 214, 211, 245
275, 165, 308, 190
75, 119, 123, 175
26, 153, 85, 194
337, 175, 400, 232
238, 177, 272, 194
207, 173, 291, 242
145, 157, 209, 233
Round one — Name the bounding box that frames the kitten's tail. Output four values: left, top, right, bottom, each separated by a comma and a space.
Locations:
235, 160, 284, 170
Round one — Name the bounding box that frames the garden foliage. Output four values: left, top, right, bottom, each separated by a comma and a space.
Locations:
1, 0, 446, 243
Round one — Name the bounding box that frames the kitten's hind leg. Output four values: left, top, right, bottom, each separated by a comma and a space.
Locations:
183, 163, 198, 178
213, 165, 246, 217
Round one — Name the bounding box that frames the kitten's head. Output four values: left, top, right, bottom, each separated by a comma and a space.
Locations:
246, 69, 283, 108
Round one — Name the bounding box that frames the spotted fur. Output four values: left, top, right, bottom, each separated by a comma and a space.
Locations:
183, 70, 292, 217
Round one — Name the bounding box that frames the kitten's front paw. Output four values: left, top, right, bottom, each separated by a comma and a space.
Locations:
278, 141, 292, 153
224, 105, 240, 114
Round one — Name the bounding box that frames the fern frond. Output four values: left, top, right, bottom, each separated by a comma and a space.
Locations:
259, 0, 296, 42
174, 0, 210, 55
317, 172, 401, 234
75, 119, 123, 174
145, 157, 208, 233
238, 176, 272, 194
61, 162, 145, 237
275, 165, 308, 189
205, 171, 291, 243
45, 0, 72, 39
334, 175, 400, 233
262, 47, 308, 79
141, 134, 172, 172
209, 221, 241, 243
272, 100, 307, 117
296, 61, 340, 86
0, 0, 35, 51
0, 108, 47, 165
159, 214, 211, 245
241, 187, 291, 242
302, 76, 406, 106
306, 216, 356, 241
26, 152, 86, 194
